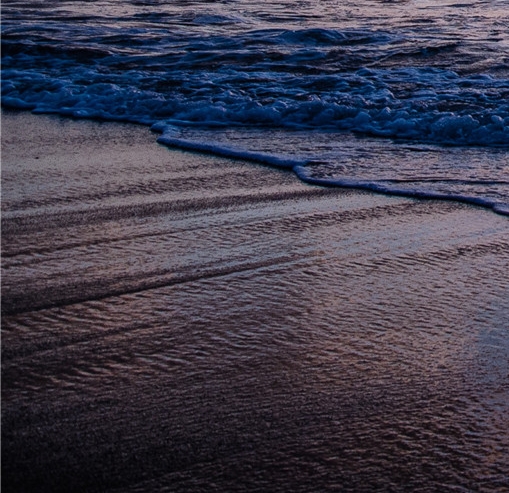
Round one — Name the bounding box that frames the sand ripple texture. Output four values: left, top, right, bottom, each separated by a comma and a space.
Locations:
2, 113, 509, 493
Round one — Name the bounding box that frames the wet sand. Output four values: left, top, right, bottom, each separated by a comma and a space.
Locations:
2, 111, 509, 492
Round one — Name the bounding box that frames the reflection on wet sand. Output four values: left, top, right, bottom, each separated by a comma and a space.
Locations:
2, 112, 508, 493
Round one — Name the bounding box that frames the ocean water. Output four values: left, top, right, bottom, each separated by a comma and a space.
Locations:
2, 0, 509, 213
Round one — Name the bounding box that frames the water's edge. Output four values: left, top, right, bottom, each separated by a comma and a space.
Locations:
154, 123, 509, 217
3, 107, 508, 217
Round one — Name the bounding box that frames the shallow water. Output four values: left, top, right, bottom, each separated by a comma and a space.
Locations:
2, 113, 509, 492
2, 0, 509, 212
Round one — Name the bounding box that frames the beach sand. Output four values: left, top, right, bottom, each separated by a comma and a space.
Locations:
2, 111, 508, 492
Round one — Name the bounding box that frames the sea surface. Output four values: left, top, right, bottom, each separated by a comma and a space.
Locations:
2, 0, 509, 213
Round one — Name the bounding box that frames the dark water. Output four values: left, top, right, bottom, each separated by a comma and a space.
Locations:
2, 113, 509, 492
1, 0, 509, 212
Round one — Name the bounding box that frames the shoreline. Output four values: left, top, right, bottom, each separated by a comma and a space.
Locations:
155, 128, 509, 218
2, 110, 509, 493
5, 107, 508, 217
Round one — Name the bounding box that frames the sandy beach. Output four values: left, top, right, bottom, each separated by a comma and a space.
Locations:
2, 110, 508, 492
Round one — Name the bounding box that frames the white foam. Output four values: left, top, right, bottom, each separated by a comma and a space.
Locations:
157, 127, 300, 170
155, 126, 509, 216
